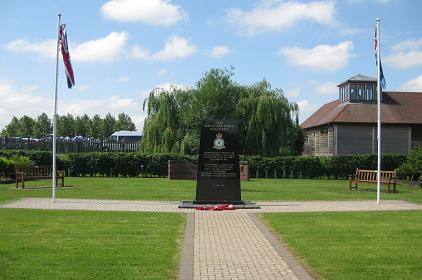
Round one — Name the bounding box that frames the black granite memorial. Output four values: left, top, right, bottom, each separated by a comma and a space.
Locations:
178, 119, 260, 209
195, 119, 241, 203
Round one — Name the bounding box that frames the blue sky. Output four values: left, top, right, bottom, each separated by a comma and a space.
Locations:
1, 0, 421, 131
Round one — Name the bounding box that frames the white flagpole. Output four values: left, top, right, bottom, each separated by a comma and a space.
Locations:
52, 13, 61, 202
376, 18, 381, 205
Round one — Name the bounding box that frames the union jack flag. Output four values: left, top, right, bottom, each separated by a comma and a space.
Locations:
59, 24, 75, 89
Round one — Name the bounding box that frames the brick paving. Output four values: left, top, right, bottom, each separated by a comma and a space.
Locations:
2, 198, 422, 280
194, 211, 301, 280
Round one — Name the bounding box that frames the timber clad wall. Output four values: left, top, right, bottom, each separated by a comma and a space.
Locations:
412, 125, 422, 148
381, 126, 409, 154
303, 126, 334, 156
304, 124, 415, 156
337, 125, 373, 154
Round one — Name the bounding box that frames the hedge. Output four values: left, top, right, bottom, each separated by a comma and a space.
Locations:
0, 149, 406, 179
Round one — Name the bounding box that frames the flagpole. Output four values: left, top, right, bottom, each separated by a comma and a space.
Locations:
376, 18, 381, 205
52, 13, 61, 202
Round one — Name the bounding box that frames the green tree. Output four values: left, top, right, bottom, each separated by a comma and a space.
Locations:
115, 113, 136, 131
102, 113, 116, 139
141, 68, 302, 156
90, 114, 103, 139
57, 114, 75, 137
33, 113, 52, 138
398, 146, 422, 181
17, 115, 35, 138
74, 114, 90, 137
1, 116, 20, 136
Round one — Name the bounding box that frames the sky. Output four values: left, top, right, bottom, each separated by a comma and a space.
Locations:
1, 0, 422, 132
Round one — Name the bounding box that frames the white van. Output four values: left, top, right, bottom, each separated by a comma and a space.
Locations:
107, 131, 142, 142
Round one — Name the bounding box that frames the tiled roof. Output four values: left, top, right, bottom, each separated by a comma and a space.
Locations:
337, 74, 377, 86
301, 91, 422, 129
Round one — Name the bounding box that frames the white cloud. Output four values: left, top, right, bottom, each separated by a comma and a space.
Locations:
72, 32, 129, 63
6, 32, 129, 63
297, 99, 320, 122
156, 68, 167, 77
117, 76, 130, 82
391, 38, 422, 52
285, 87, 301, 98
399, 74, 422, 91
131, 34, 196, 61
100, 0, 186, 26
297, 99, 319, 114
348, 0, 393, 3
0, 81, 50, 129
339, 27, 367, 36
77, 84, 88, 92
225, 0, 336, 35
384, 38, 422, 69
6, 39, 56, 59
0, 80, 144, 130
154, 82, 192, 93
312, 81, 338, 96
209, 46, 233, 58
279, 41, 353, 71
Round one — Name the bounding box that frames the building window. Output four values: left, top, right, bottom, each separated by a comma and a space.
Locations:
366, 84, 373, 100
350, 84, 357, 100
358, 84, 365, 100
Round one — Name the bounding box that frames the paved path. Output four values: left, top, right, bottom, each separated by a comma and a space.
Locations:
2, 198, 422, 280
2, 198, 422, 213
192, 211, 307, 280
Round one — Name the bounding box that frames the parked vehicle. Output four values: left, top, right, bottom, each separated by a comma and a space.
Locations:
106, 131, 142, 143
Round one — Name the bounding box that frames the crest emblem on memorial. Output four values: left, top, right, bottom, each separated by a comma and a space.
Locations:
213, 132, 225, 150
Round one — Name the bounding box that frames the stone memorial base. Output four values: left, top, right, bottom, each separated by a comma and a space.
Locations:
178, 201, 260, 209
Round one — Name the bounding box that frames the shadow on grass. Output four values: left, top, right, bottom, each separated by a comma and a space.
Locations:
351, 188, 398, 193
14, 186, 74, 190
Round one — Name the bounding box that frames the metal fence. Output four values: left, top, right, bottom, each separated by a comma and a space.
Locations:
0, 137, 139, 153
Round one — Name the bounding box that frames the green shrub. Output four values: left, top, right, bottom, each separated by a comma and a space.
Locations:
0, 157, 12, 177
10, 155, 33, 168
0, 149, 408, 179
397, 146, 422, 181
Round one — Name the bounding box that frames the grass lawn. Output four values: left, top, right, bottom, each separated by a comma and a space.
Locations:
1, 177, 422, 204
262, 211, 422, 280
0, 208, 185, 280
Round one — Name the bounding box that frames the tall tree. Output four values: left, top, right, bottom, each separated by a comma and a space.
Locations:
57, 114, 75, 137
18, 115, 35, 138
115, 113, 136, 131
1, 117, 20, 137
102, 113, 116, 139
141, 68, 302, 156
74, 114, 90, 137
33, 113, 52, 138
90, 114, 103, 139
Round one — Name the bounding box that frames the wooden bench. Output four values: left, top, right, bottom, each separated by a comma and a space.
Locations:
349, 168, 397, 193
15, 166, 64, 189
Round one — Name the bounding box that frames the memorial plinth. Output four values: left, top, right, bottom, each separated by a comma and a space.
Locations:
179, 119, 259, 209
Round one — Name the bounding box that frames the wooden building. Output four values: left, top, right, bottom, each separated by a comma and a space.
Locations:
301, 74, 422, 156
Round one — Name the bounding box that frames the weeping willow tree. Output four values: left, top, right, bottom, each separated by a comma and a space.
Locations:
140, 68, 303, 156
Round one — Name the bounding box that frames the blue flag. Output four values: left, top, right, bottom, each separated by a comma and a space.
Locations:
374, 26, 386, 89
